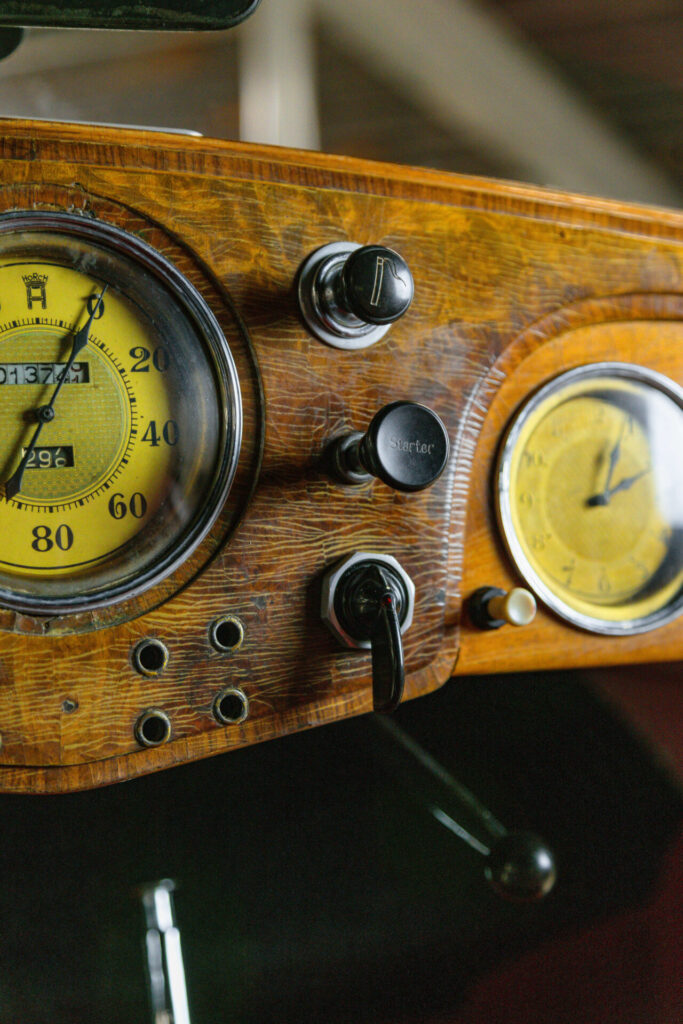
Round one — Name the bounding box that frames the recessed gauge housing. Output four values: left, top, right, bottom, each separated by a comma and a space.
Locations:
0, 212, 242, 616
496, 363, 682, 635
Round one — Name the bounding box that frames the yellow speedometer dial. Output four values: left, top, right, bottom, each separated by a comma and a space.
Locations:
497, 363, 682, 634
0, 212, 241, 616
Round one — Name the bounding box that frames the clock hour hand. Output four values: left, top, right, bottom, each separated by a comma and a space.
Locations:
3, 287, 106, 500
587, 465, 650, 506
605, 467, 650, 498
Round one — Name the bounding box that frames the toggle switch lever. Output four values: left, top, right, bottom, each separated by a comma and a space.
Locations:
321, 553, 415, 712
330, 400, 449, 492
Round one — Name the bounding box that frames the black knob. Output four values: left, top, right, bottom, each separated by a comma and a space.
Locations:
340, 246, 414, 325
332, 401, 449, 492
485, 832, 557, 901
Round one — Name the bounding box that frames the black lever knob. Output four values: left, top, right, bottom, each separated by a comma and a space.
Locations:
340, 245, 414, 325
297, 242, 414, 348
374, 717, 558, 902
331, 401, 449, 492
485, 832, 557, 901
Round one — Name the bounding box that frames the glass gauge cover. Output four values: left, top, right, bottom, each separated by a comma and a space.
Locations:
497, 363, 682, 634
0, 212, 241, 615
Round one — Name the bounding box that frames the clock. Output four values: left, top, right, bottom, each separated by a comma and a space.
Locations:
496, 363, 682, 635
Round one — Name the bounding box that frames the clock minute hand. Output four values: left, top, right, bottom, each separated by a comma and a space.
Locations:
600, 416, 629, 498
3, 287, 107, 501
603, 433, 622, 492
586, 416, 631, 507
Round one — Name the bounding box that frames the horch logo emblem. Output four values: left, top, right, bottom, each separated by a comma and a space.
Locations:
23, 272, 49, 309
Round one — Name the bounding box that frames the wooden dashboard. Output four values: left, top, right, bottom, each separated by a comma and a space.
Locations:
0, 118, 680, 792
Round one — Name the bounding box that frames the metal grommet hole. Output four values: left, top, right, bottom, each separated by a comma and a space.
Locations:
209, 616, 244, 653
212, 688, 249, 725
135, 709, 172, 748
132, 638, 169, 677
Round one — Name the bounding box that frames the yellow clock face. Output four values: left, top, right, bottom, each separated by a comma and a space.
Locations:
497, 363, 682, 634
0, 212, 241, 615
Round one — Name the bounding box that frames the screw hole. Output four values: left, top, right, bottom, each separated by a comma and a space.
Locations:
133, 638, 169, 677
135, 709, 172, 748
213, 688, 249, 725
209, 616, 244, 653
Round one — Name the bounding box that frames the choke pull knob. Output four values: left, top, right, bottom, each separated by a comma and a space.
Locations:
297, 241, 414, 349
341, 245, 414, 325
321, 553, 416, 713
331, 401, 449, 492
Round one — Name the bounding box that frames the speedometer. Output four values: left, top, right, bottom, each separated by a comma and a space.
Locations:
0, 212, 241, 615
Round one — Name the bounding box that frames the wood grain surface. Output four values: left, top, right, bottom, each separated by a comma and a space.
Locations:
0, 118, 680, 792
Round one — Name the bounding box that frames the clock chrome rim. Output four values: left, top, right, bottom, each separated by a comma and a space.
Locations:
496, 361, 683, 636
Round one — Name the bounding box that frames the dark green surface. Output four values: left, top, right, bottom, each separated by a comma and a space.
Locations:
1, 672, 680, 1022
0, 1, 261, 31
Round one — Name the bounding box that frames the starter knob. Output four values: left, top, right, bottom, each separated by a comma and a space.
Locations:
297, 241, 414, 349
331, 401, 449, 492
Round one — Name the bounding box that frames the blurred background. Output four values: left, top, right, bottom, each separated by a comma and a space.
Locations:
0, 3, 681, 1023
0, 0, 682, 205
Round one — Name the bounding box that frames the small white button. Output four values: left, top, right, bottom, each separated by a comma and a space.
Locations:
487, 588, 537, 626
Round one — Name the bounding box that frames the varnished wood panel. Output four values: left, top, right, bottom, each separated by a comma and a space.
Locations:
0, 118, 680, 792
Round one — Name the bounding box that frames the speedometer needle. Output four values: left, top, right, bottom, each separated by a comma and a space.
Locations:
3, 287, 107, 500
